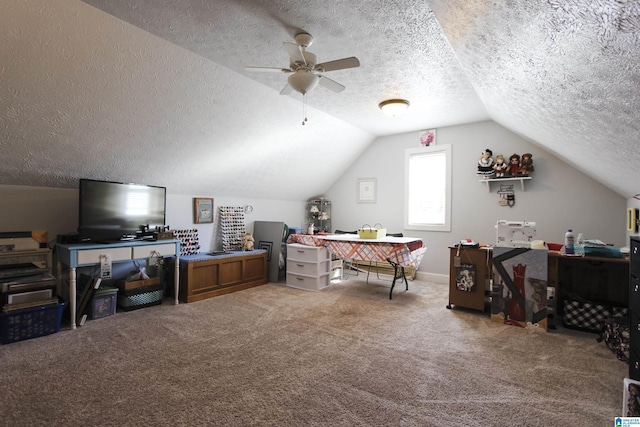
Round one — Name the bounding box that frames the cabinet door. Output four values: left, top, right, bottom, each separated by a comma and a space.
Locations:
631, 238, 640, 277
189, 262, 219, 294
243, 256, 266, 282
219, 259, 243, 287
448, 247, 489, 312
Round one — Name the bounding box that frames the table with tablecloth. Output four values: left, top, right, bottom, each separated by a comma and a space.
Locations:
286, 233, 427, 298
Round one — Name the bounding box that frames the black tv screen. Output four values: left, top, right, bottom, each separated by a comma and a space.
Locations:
78, 179, 166, 242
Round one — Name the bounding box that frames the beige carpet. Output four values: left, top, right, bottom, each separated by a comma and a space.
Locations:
0, 278, 628, 426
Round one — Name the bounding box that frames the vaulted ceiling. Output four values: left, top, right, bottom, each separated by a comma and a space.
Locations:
2, 0, 639, 199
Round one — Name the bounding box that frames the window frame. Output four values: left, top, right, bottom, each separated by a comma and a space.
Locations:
404, 144, 452, 232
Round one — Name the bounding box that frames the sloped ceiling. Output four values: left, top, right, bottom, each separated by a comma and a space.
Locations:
1, 0, 639, 199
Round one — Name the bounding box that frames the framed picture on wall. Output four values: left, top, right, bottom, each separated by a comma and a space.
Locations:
194, 198, 214, 224
357, 178, 377, 203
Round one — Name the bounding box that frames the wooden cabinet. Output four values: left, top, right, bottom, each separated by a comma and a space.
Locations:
286, 243, 330, 291
179, 251, 267, 303
447, 246, 492, 312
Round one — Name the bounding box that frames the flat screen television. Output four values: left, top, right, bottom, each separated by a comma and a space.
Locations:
78, 179, 166, 242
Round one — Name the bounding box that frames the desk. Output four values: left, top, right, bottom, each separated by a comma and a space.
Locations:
55, 240, 180, 329
286, 234, 426, 299
447, 246, 629, 326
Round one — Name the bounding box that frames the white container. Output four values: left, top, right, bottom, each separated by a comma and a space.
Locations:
286, 243, 330, 291
576, 233, 584, 255
565, 229, 575, 255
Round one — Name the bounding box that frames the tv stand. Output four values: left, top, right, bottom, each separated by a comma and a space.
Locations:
55, 239, 180, 329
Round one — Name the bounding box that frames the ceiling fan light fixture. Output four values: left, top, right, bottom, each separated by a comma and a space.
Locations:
379, 99, 410, 117
288, 70, 320, 94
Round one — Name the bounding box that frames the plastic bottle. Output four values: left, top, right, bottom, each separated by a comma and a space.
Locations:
576, 233, 584, 255
564, 229, 575, 255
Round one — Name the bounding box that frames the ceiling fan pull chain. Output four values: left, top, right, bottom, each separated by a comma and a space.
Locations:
302, 94, 308, 125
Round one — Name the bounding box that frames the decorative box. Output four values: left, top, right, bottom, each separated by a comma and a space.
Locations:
88, 285, 118, 320
358, 225, 386, 239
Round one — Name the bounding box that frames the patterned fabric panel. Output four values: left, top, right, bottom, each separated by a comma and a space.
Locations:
286, 234, 426, 269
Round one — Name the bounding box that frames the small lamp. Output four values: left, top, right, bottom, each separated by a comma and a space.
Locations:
379, 99, 410, 117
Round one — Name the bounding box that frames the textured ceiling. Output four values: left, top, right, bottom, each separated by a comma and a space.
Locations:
1, 0, 639, 199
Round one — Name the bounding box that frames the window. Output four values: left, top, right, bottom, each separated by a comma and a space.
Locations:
404, 144, 451, 231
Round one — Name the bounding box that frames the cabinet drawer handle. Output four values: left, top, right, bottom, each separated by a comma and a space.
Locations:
636, 361, 639, 370
297, 264, 305, 268
296, 277, 304, 281
636, 283, 639, 292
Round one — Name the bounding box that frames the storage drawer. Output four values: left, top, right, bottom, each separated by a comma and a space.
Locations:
287, 259, 330, 276
286, 244, 328, 263
632, 276, 640, 314
631, 313, 640, 351
76, 247, 132, 265
132, 243, 176, 259
631, 348, 640, 381
631, 238, 640, 277
286, 272, 328, 291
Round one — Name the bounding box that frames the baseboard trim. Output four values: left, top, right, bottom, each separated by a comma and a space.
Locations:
415, 271, 448, 284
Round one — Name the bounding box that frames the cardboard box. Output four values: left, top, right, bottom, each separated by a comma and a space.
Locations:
116, 276, 160, 291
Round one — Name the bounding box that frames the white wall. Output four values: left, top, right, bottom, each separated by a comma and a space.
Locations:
325, 120, 626, 279
0, 185, 305, 252
0, 120, 628, 279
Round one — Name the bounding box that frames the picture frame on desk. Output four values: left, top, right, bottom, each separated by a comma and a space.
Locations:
194, 198, 214, 224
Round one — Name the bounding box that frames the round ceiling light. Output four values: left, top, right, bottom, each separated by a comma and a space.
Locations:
379, 99, 410, 117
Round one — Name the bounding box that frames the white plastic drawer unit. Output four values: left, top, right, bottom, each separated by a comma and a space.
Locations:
287, 243, 330, 263
286, 243, 330, 291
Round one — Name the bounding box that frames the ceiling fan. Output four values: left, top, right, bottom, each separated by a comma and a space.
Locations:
245, 32, 360, 97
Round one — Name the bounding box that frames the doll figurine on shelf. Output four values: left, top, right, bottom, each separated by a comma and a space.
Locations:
507, 153, 521, 176
477, 149, 495, 176
493, 154, 508, 177
519, 153, 534, 175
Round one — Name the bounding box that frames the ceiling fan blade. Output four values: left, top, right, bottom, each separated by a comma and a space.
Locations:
316, 57, 360, 72
279, 83, 293, 95
245, 66, 292, 73
318, 75, 345, 93
283, 42, 307, 65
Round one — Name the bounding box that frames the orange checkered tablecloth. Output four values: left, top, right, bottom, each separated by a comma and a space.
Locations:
286, 234, 427, 269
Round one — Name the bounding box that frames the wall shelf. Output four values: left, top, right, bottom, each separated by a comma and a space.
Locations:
479, 176, 531, 192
